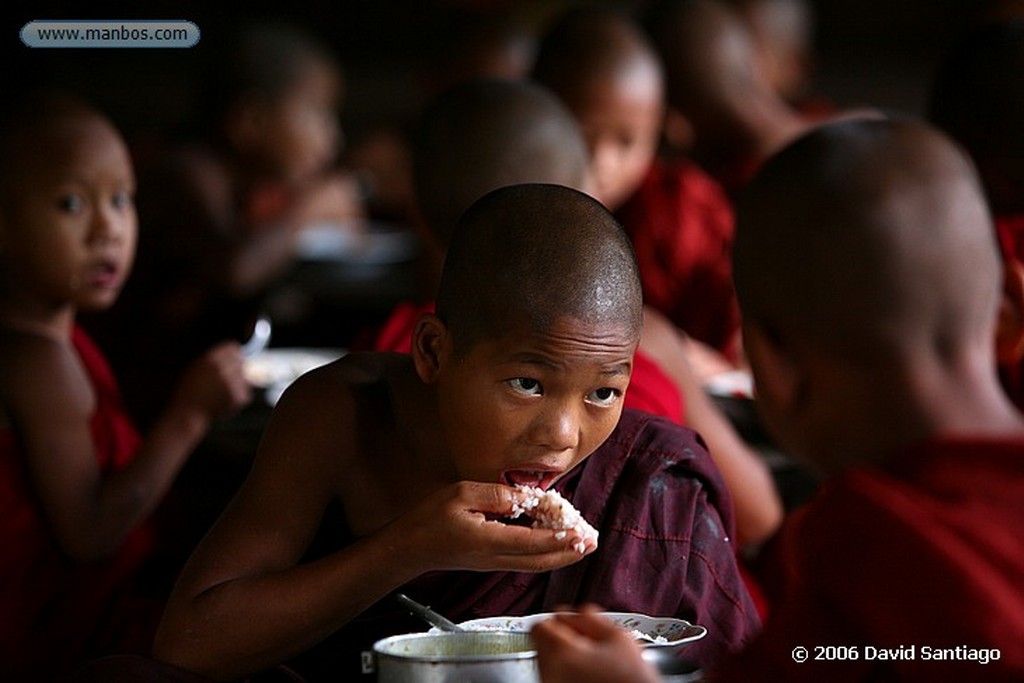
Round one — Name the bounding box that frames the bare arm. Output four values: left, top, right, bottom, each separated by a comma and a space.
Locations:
154, 366, 594, 680
7, 336, 249, 562
640, 308, 783, 548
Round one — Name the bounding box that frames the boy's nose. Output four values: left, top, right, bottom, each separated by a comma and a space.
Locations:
532, 401, 581, 453
90, 205, 131, 245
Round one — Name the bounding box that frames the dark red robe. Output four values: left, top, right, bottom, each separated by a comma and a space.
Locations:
290, 409, 761, 680
714, 437, 1024, 682
617, 160, 740, 358
0, 327, 171, 679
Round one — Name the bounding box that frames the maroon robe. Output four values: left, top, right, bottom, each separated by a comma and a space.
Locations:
995, 213, 1024, 411
0, 327, 171, 679
714, 437, 1024, 682
617, 160, 740, 358
289, 409, 761, 680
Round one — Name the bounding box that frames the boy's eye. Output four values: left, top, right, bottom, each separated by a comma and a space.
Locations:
506, 378, 543, 397
56, 195, 83, 212
585, 387, 621, 407
112, 190, 134, 210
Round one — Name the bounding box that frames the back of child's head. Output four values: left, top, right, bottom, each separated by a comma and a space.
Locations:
531, 4, 658, 103
436, 183, 642, 353
645, 0, 761, 119
531, 5, 663, 210
412, 78, 589, 247
204, 22, 337, 129
734, 118, 999, 363
425, 7, 538, 93
727, 0, 815, 103
200, 21, 341, 182
929, 19, 1024, 215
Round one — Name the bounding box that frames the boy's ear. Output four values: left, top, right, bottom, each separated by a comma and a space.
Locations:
411, 313, 449, 383
996, 258, 1024, 364
742, 320, 803, 419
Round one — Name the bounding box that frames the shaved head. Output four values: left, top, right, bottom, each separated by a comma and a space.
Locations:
437, 183, 642, 352
413, 79, 589, 246
646, 0, 760, 115
532, 5, 663, 106
734, 119, 1000, 362
0, 91, 118, 207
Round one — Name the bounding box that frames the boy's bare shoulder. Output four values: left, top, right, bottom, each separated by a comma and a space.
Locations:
265, 351, 411, 445
257, 352, 416, 513
0, 327, 92, 420
285, 351, 404, 395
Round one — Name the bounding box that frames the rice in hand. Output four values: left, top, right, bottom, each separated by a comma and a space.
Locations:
510, 485, 598, 553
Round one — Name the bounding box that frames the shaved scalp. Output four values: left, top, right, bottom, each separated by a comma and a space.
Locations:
203, 22, 337, 130
734, 119, 1000, 361
645, 0, 760, 114
413, 79, 589, 246
0, 90, 114, 207
436, 183, 642, 352
532, 4, 663, 104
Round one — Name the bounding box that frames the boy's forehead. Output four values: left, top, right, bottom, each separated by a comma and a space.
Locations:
468, 314, 639, 360
4, 116, 130, 189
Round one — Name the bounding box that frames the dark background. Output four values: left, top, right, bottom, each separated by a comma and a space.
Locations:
0, 1, 999, 149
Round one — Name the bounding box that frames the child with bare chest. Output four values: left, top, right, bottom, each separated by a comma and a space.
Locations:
156, 183, 759, 681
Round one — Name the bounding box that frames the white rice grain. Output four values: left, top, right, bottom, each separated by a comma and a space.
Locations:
511, 485, 599, 553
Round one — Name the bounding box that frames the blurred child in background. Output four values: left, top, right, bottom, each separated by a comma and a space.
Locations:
533, 4, 741, 360
89, 22, 361, 429
0, 92, 250, 680
532, 6, 782, 552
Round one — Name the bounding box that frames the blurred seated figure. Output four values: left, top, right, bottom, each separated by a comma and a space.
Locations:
0, 91, 250, 681
726, 0, 834, 118
532, 118, 1024, 683
343, 6, 539, 236
530, 6, 782, 551
532, 4, 741, 358
87, 21, 360, 428
644, 0, 810, 196
153, 184, 760, 680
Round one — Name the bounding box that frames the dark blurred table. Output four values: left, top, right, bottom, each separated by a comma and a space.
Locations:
264, 222, 424, 349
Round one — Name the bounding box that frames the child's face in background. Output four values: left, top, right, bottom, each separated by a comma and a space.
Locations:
565, 64, 663, 211
434, 316, 636, 490
259, 58, 342, 185
0, 115, 137, 313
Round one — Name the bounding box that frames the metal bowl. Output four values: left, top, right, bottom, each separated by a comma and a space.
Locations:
371, 631, 538, 683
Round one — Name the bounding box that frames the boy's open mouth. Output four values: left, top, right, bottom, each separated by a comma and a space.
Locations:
502, 470, 560, 490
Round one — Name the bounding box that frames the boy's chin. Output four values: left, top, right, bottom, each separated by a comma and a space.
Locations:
77, 292, 121, 311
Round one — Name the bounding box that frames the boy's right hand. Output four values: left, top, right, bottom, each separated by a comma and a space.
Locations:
394, 482, 597, 575
174, 342, 252, 422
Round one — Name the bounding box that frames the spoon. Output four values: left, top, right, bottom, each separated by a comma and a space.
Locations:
241, 314, 272, 358
395, 593, 465, 633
